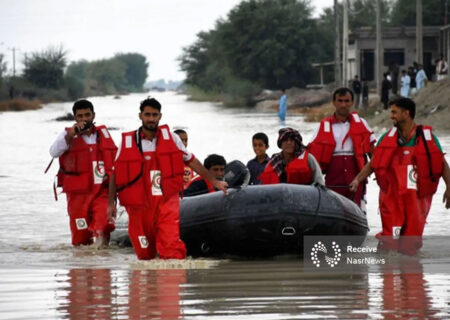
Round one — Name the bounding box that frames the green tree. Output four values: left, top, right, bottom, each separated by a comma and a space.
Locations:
87, 58, 127, 94
180, 0, 325, 91
66, 60, 89, 81
349, 0, 391, 29
216, 0, 316, 89
23, 45, 67, 89
179, 30, 223, 91
114, 53, 149, 90
390, 0, 446, 26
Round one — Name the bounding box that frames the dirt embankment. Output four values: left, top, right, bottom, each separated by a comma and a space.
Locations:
368, 79, 450, 133
0, 99, 42, 112
254, 87, 332, 112
255, 80, 450, 133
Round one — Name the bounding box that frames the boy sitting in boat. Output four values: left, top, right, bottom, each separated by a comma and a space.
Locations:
246, 132, 270, 185
184, 154, 226, 196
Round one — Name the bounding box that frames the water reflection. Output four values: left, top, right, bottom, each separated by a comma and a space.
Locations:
56, 268, 185, 319
379, 260, 437, 319
128, 269, 186, 319
52, 258, 446, 319
59, 269, 113, 319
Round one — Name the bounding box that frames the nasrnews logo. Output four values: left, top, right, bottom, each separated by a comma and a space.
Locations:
309, 240, 386, 268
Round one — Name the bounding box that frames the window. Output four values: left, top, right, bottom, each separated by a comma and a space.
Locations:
384, 49, 405, 66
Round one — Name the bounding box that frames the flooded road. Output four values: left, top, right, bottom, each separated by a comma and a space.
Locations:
0, 91, 449, 318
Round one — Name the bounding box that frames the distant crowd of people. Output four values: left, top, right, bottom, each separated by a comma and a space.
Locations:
350, 54, 448, 110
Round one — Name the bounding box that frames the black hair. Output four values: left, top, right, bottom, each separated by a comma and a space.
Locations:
140, 97, 162, 112
252, 132, 269, 147
204, 154, 226, 170
389, 97, 416, 119
72, 99, 94, 115
174, 129, 187, 135
332, 87, 354, 101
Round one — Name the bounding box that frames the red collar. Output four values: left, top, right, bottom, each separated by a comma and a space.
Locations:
329, 113, 351, 124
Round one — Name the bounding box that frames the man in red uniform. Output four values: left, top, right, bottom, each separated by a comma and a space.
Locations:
350, 97, 450, 254
107, 97, 228, 260
308, 87, 376, 207
49, 99, 117, 247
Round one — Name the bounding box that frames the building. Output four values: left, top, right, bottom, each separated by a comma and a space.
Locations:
348, 26, 441, 82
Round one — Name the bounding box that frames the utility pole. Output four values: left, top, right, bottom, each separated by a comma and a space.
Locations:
342, 0, 349, 87
375, 0, 383, 97
416, 0, 423, 64
445, 0, 448, 26
334, 0, 341, 87
8, 47, 18, 78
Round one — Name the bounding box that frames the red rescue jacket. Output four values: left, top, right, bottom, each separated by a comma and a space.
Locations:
372, 125, 444, 197
58, 125, 117, 194
115, 125, 185, 206
259, 151, 313, 185
308, 112, 373, 172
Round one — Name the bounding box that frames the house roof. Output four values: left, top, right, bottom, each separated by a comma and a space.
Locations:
349, 26, 441, 40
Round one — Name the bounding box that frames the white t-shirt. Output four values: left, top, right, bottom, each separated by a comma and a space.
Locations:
49, 130, 98, 158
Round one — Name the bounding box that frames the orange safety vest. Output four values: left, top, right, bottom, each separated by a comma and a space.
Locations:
115, 125, 185, 206
372, 125, 444, 197
308, 112, 373, 172
58, 125, 117, 194
259, 151, 313, 185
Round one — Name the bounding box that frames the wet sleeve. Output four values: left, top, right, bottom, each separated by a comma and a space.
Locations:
361, 118, 377, 144
172, 131, 194, 162
307, 153, 325, 185
49, 130, 69, 158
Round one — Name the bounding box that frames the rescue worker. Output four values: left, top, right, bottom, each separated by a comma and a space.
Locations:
308, 87, 376, 207
107, 97, 227, 260
184, 154, 226, 197
260, 128, 324, 185
49, 99, 117, 248
350, 97, 450, 255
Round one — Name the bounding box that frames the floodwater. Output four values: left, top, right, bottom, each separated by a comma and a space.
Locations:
1, 91, 449, 319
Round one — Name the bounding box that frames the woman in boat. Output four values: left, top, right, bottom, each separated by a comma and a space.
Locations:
259, 128, 324, 185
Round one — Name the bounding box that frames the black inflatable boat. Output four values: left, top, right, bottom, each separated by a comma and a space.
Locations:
111, 164, 368, 257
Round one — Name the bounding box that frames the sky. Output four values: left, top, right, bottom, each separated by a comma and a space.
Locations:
0, 0, 333, 82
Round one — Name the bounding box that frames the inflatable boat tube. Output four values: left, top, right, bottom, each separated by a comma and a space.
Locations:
111, 183, 368, 257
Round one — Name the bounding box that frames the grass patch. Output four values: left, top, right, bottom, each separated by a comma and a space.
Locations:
183, 86, 223, 102
0, 98, 42, 111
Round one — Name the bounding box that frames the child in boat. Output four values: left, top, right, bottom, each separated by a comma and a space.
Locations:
246, 132, 270, 185
175, 129, 195, 189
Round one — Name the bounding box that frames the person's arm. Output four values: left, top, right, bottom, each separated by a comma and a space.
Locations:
188, 157, 228, 193
307, 153, 325, 185
49, 130, 70, 158
349, 161, 373, 192
442, 158, 450, 209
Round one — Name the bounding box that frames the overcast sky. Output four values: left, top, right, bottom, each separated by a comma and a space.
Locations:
0, 0, 333, 82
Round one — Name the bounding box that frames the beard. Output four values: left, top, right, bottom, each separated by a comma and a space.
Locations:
143, 122, 158, 132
